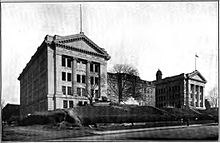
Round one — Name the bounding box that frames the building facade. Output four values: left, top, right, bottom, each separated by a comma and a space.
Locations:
154, 69, 206, 109
18, 32, 110, 118
107, 72, 155, 106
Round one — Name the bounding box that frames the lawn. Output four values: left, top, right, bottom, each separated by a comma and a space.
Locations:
2, 124, 94, 141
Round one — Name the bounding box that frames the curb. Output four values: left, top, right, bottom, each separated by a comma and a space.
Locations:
91, 123, 218, 135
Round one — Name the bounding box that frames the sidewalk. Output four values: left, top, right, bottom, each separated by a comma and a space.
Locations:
91, 123, 217, 135
48, 123, 218, 141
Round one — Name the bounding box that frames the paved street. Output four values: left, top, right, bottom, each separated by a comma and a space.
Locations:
53, 124, 218, 141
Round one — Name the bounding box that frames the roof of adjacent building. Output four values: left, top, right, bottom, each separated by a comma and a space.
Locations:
18, 32, 111, 80
153, 70, 207, 84
107, 72, 154, 86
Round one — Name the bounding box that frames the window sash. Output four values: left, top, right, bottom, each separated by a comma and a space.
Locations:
63, 100, 68, 108
90, 77, 94, 85
62, 72, 66, 81
62, 57, 66, 67
77, 74, 81, 83
62, 86, 66, 95
95, 64, 99, 72
67, 59, 72, 68
82, 88, 86, 96
67, 73, 72, 81
69, 101, 73, 108
90, 63, 93, 72
67, 87, 72, 95
77, 87, 81, 96
82, 75, 86, 83
95, 77, 99, 85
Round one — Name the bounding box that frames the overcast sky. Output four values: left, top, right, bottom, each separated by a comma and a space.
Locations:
2, 2, 218, 105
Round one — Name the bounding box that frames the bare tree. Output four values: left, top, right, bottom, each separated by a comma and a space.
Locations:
86, 73, 107, 105
108, 64, 143, 103
207, 86, 218, 108
86, 84, 98, 105
111, 64, 139, 76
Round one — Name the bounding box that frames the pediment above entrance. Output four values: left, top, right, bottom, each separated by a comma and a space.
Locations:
187, 70, 207, 83
62, 40, 102, 54
45, 33, 111, 60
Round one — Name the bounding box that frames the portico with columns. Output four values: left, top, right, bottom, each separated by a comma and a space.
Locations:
185, 70, 207, 109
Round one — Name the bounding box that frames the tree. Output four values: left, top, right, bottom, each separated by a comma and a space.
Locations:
86, 83, 98, 106
205, 99, 211, 109
207, 86, 218, 108
86, 73, 106, 105
111, 64, 139, 76
108, 64, 143, 103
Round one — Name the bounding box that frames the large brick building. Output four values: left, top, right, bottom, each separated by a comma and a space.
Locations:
18, 32, 110, 118
107, 72, 155, 106
154, 69, 206, 109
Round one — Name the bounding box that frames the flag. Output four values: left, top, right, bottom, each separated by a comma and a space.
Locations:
195, 54, 199, 58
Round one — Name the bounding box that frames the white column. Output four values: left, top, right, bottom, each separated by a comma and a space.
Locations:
55, 54, 63, 95
86, 61, 91, 97
194, 85, 197, 107
197, 86, 200, 107
187, 80, 191, 107
100, 61, 108, 98
72, 58, 77, 96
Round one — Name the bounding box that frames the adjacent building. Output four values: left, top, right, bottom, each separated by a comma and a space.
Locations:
154, 69, 207, 109
2, 104, 20, 123
107, 72, 155, 106
18, 32, 110, 118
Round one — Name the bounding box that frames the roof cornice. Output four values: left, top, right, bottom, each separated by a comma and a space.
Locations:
55, 42, 110, 60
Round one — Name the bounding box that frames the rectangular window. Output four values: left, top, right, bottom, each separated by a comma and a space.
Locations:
82, 88, 86, 96
95, 64, 99, 72
69, 101, 73, 108
77, 87, 81, 96
67, 73, 72, 81
90, 77, 94, 85
67, 58, 72, 68
63, 100, 68, 108
67, 86, 72, 95
84, 101, 88, 106
62, 56, 66, 67
77, 74, 81, 83
82, 75, 86, 83
190, 84, 194, 93
78, 101, 83, 106
95, 77, 99, 85
95, 90, 99, 98
90, 63, 94, 72
62, 86, 66, 95
62, 72, 66, 81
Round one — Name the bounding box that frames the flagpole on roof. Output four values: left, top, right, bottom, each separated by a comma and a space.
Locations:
195, 53, 199, 71
80, 4, 82, 33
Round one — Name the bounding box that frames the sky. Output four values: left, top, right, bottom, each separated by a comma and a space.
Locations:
2, 2, 218, 105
